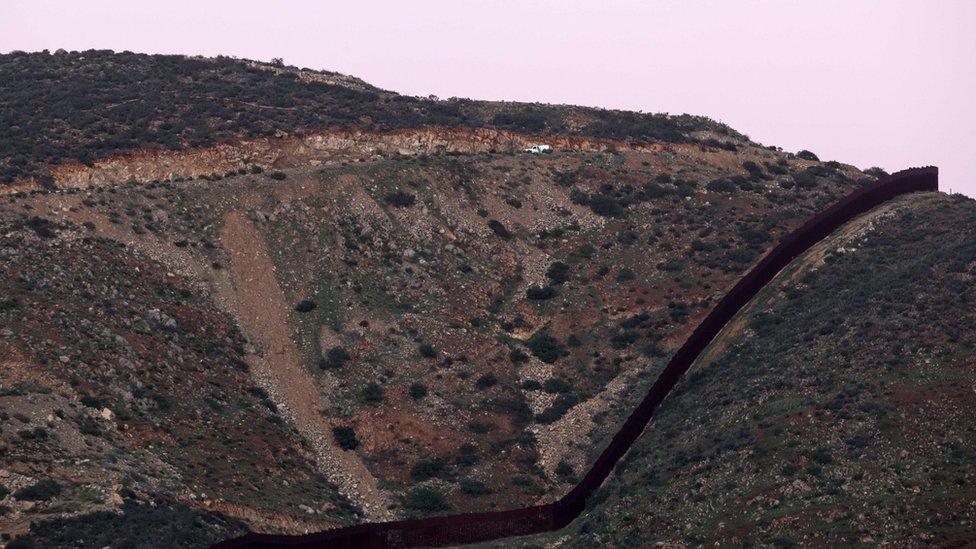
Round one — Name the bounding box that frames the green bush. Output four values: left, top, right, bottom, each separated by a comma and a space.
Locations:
535, 394, 578, 424
409, 382, 428, 400
526, 285, 556, 300
588, 194, 624, 217
14, 479, 61, 501
526, 330, 565, 363
706, 178, 737, 193
793, 171, 818, 189
742, 160, 764, 178
545, 262, 570, 284
467, 421, 494, 434
320, 346, 350, 369
332, 426, 359, 450
385, 191, 416, 208
457, 443, 480, 467
487, 219, 513, 239
475, 373, 498, 389
796, 150, 819, 161
294, 299, 316, 313
509, 348, 530, 364
459, 479, 491, 496
555, 460, 575, 481
268, 171, 287, 180
361, 382, 384, 405
521, 379, 542, 391
543, 378, 572, 393
419, 343, 437, 358
616, 267, 636, 282
403, 487, 451, 513
410, 458, 449, 482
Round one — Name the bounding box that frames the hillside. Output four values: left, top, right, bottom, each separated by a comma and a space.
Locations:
0, 50, 735, 188
515, 192, 976, 547
0, 50, 943, 547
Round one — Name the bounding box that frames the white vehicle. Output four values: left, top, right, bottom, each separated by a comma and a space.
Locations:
523, 144, 552, 154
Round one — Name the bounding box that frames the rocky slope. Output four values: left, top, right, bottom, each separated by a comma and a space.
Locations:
512, 192, 976, 547
0, 50, 910, 547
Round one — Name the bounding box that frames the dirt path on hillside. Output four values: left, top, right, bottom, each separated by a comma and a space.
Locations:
213, 210, 392, 521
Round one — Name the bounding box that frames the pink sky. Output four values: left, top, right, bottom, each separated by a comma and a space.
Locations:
3, 1, 974, 196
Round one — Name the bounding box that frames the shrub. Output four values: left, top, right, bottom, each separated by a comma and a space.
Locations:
294, 299, 316, 313
610, 331, 640, 349
642, 181, 671, 199
14, 479, 61, 501
588, 194, 624, 217
526, 330, 565, 363
616, 267, 636, 282
409, 383, 428, 400
526, 285, 556, 300
555, 171, 577, 187
739, 227, 770, 246
545, 262, 570, 285
542, 378, 572, 393
475, 373, 498, 389
487, 219, 513, 239
706, 178, 737, 193
457, 443, 480, 467
555, 460, 575, 480
793, 171, 818, 189
467, 421, 494, 434
80, 395, 105, 408
459, 479, 490, 496
410, 458, 448, 481
864, 167, 888, 178
535, 394, 578, 424
509, 348, 530, 364
320, 346, 350, 369
268, 171, 287, 180
403, 487, 451, 513
18, 427, 47, 440
361, 382, 384, 405
385, 191, 416, 208
419, 343, 437, 358
796, 150, 819, 161
674, 179, 697, 197
742, 160, 764, 178
332, 426, 359, 450
521, 380, 542, 391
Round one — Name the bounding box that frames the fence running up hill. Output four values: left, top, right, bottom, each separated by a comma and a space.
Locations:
215, 167, 939, 548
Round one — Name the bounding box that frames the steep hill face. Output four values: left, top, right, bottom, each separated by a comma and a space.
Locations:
0, 51, 908, 546
525, 192, 976, 547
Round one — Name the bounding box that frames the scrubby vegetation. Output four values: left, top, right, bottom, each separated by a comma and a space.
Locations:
0, 50, 736, 184
548, 194, 976, 547
0, 49, 905, 543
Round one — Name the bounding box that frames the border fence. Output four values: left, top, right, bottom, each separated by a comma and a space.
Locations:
215, 167, 938, 548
